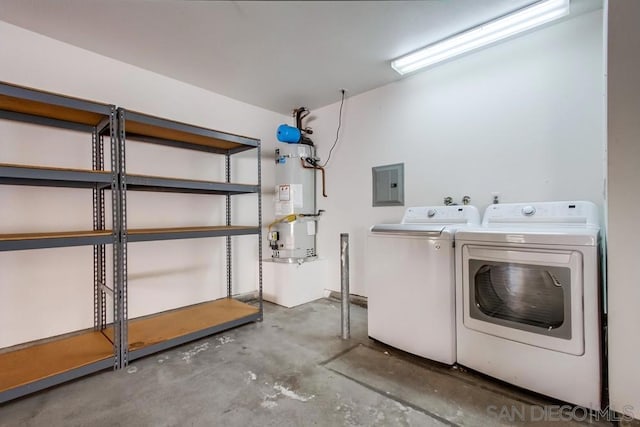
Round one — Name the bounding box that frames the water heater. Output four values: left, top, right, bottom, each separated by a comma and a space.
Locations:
269, 108, 323, 263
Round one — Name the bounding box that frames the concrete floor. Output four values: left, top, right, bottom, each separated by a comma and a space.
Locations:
0, 298, 634, 426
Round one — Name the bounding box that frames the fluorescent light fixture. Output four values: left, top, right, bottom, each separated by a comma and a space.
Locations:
391, 0, 570, 75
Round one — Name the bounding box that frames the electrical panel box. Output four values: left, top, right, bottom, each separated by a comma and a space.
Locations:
372, 163, 404, 207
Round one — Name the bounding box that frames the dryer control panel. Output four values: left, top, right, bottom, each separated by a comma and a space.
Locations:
482, 201, 599, 227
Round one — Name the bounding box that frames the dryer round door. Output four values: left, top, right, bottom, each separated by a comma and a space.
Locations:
461, 245, 584, 356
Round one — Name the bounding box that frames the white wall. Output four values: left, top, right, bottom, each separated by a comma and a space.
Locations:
0, 21, 285, 348
0, 9, 608, 348
606, 0, 640, 420
311, 10, 605, 296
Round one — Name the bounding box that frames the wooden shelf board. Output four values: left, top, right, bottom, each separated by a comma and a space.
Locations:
0, 331, 113, 393
0, 230, 112, 242
126, 299, 259, 351
0, 93, 107, 126
124, 113, 259, 151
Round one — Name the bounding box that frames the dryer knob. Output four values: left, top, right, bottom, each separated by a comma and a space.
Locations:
522, 206, 536, 216
427, 208, 437, 218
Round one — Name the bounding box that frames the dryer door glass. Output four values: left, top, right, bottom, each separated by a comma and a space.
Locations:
469, 261, 572, 339
462, 246, 584, 355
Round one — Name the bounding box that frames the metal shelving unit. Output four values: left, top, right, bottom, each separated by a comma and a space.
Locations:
0, 82, 123, 403
0, 83, 263, 402
117, 108, 263, 365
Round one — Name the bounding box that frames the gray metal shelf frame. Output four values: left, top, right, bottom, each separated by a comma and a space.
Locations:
126, 173, 259, 195
117, 108, 263, 366
0, 164, 112, 189
0, 81, 124, 403
0, 230, 114, 252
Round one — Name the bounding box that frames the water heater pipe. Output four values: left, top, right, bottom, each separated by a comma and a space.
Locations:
300, 158, 327, 197
294, 107, 310, 131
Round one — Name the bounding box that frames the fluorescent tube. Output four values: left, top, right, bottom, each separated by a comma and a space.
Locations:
391, 0, 570, 75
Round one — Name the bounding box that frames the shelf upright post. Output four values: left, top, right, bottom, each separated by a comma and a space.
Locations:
226, 154, 232, 298
257, 141, 263, 318
111, 109, 128, 369
92, 124, 106, 331
115, 108, 129, 368
99, 128, 107, 329
110, 106, 121, 369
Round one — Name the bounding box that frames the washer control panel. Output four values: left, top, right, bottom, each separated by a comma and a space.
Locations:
402, 205, 481, 225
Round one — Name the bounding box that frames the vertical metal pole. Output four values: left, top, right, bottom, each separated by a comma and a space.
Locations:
226, 154, 232, 298
110, 107, 121, 369
93, 128, 106, 331
92, 128, 101, 330
99, 133, 106, 330
111, 108, 128, 369
340, 233, 350, 339
118, 108, 128, 368
257, 142, 263, 317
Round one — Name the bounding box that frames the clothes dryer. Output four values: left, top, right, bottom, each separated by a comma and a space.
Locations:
455, 201, 601, 410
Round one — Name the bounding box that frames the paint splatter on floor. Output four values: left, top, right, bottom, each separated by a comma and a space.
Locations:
260, 399, 278, 409
245, 371, 257, 384
392, 401, 413, 427
217, 336, 234, 345
261, 392, 279, 409
126, 366, 138, 374
259, 382, 315, 409
273, 383, 315, 402
335, 398, 359, 425
180, 342, 210, 363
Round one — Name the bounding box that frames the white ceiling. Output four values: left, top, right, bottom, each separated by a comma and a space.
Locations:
0, 0, 601, 115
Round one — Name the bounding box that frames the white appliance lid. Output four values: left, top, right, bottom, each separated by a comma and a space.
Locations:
370, 224, 446, 234
370, 205, 480, 237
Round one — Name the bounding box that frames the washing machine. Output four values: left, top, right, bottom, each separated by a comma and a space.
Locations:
366, 205, 481, 364
455, 201, 602, 410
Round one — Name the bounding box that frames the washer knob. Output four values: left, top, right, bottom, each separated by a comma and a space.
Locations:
427, 208, 437, 218
522, 206, 536, 216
